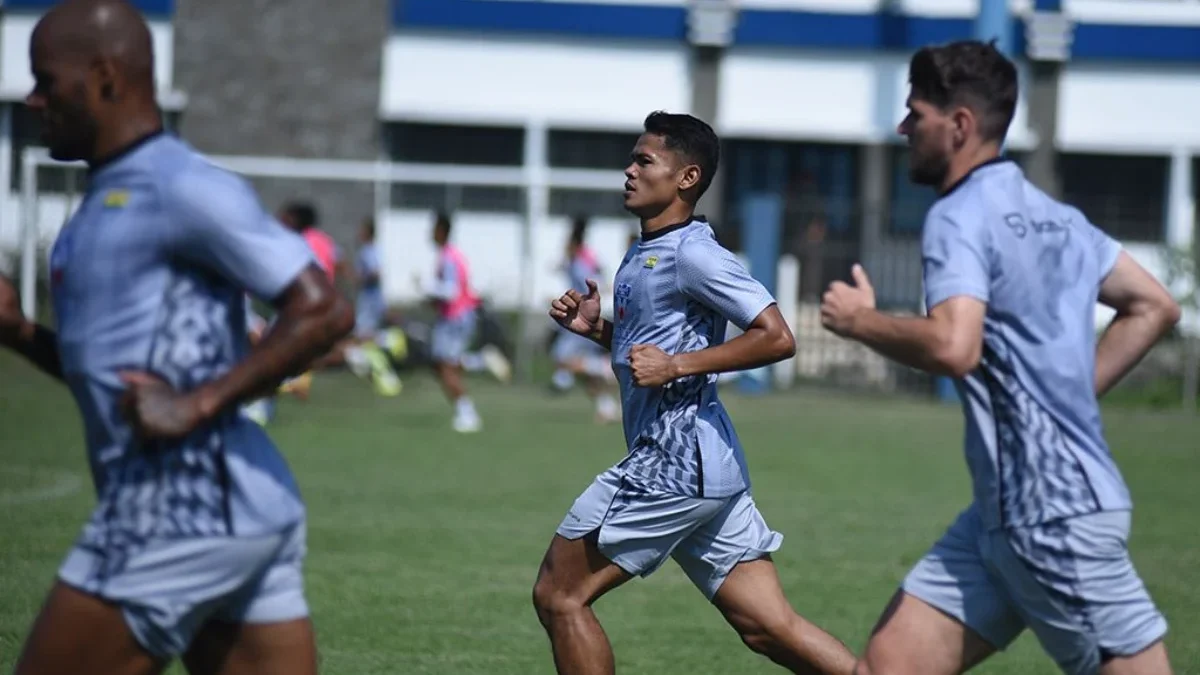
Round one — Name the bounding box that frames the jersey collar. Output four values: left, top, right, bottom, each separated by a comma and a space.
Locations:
641, 215, 706, 242
940, 156, 1015, 198
88, 129, 168, 177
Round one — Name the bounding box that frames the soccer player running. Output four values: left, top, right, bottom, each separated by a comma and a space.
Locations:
419, 211, 484, 433
535, 111, 856, 675
550, 215, 619, 424
340, 216, 403, 396
0, 1, 354, 674
272, 200, 340, 401
820, 41, 1178, 675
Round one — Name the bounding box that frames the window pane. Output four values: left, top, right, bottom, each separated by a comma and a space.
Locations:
390, 183, 524, 213
548, 129, 636, 170
1061, 153, 1166, 242
386, 122, 525, 166
549, 188, 627, 219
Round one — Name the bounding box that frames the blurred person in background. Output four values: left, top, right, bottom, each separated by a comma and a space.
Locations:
416, 211, 501, 432
278, 200, 341, 283
339, 216, 402, 396
549, 215, 619, 424
273, 200, 342, 401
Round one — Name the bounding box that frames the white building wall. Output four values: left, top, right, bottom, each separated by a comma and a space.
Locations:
380, 33, 691, 129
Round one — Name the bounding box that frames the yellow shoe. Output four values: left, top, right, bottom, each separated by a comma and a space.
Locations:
380, 328, 409, 362
279, 371, 313, 401
365, 344, 402, 397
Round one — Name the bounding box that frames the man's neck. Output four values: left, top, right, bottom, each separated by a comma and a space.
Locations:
640, 202, 695, 235
938, 144, 1003, 195
88, 110, 164, 168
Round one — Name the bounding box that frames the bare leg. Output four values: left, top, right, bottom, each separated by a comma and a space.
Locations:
712, 557, 856, 675
15, 581, 165, 675
855, 591, 996, 675
435, 361, 466, 402
532, 533, 634, 675
182, 618, 318, 675
1100, 641, 1173, 675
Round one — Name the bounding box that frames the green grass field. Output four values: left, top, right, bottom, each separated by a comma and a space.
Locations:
1, 352, 1197, 674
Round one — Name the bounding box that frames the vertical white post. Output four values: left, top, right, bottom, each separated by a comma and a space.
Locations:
20, 147, 39, 318
1167, 147, 1194, 252
0, 104, 12, 276
775, 254, 799, 389
520, 119, 550, 384
1167, 147, 1198, 413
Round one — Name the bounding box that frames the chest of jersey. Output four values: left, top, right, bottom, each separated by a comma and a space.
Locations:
611, 243, 682, 359
50, 184, 171, 363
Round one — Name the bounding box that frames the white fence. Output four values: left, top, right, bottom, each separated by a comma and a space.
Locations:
11, 144, 645, 318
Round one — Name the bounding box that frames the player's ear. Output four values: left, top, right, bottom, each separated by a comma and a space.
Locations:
678, 164, 701, 193
91, 56, 118, 102
951, 107, 974, 148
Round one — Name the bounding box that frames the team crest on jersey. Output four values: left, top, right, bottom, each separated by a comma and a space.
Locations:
643, 256, 659, 269
103, 189, 130, 208
614, 283, 632, 321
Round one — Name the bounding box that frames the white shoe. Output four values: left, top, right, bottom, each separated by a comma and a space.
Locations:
480, 345, 512, 384
344, 346, 371, 378
242, 399, 272, 427
453, 414, 483, 434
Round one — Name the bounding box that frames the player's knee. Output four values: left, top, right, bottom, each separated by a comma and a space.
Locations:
734, 612, 797, 657
531, 575, 584, 627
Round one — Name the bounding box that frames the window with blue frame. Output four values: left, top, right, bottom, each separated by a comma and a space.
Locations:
722, 139, 860, 298
547, 128, 637, 219
384, 121, 526, 212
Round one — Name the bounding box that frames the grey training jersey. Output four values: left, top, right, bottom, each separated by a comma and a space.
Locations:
923, 158, 1129, 530
611, 218, 775, 498
50, 133, 314, 567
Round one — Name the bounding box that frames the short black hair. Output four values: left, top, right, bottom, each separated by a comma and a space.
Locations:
642, 111, 720, 198
569, 214, 588, 246
361, 217, 375, 239
434, 210, 452, 234
282, 201, 318, 230
908, 40, 1018, 144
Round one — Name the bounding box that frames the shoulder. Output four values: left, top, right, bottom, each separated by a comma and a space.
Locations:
922, 180, 994, 247
158, 142, 259, 219
676, 223, 732, 268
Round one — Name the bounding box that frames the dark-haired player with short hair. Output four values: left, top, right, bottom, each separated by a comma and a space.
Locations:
821, 40, 1178, 675
533, 111, 856, 675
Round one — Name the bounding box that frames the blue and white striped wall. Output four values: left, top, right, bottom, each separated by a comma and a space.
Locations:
382, 0, 1200, 153
392, 0, 1200, 62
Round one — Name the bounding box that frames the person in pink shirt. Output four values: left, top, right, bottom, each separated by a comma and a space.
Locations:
275, 201, 342, 400
278, 202, 341, 283
419, 212, 483, 433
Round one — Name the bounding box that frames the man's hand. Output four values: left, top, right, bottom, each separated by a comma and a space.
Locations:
119, 371, 205, 442
629, 344, 679, 388
0, 275, 25, 344
821, 264, 876, 337
549, 279, 602, 337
